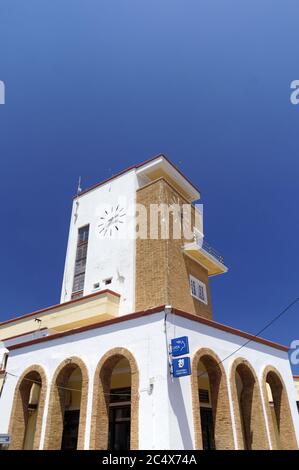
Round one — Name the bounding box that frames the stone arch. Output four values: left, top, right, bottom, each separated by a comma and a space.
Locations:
230, 358, 269, 449
8, 364, 47, 450
262, 365, 298, 450
43, 356, 89, 450
191, 348, 234, 449
90, 347, 139, 450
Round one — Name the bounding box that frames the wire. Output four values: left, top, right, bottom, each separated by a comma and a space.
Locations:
196, 295, 299, 380
5, 372, 131, 397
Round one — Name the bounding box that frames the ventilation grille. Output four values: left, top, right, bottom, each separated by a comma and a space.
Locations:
199, 388, 209, 403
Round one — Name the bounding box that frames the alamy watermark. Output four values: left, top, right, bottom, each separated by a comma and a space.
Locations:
290, 340, 299, 365
290, 80, 299, 105
94, 201, 203, 241
0, 80, 5, 104
74, 197, 204, 242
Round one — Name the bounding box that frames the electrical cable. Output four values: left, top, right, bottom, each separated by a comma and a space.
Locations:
4, 371, 130, 397
196, 296, 299, 380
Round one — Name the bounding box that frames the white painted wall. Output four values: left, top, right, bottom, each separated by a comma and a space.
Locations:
164, 313, 299, 449
60, 170, 138, 314
0, 343, 8, 368
1, 311, 298, 450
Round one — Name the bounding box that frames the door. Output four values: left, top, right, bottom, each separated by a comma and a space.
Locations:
200, 407, 216, 450
61, 410, 80, 450
108, 405, 131, 450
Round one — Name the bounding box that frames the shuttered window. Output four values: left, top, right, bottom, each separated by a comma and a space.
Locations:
72, 225, 89, 299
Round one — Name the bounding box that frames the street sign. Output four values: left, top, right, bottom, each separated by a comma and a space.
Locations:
0, 434, 11, 445
172, 356, 191, 378
171, 336, 189, 357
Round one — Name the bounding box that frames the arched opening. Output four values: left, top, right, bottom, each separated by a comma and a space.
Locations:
192, 349, 234, 450
263, 367, 297, 450
108, 358, 131, 450
265, 381, 280, 447
235, 366, 252, 449
90, 348, 139, 450
197, 359, 216, 450
8, 366, 46, 450
231, 359, 269, 450
44, 358, 88, 450
60, 367, 82, 450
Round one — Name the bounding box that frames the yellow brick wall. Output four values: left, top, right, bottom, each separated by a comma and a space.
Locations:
136, 178, 212, 319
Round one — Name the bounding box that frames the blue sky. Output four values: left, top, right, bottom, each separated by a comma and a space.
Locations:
0, 1, 298, 372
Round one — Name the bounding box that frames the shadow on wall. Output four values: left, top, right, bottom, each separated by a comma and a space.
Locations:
167, 368, 193, 449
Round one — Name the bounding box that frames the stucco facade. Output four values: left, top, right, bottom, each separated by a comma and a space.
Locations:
0, 309, 298, 449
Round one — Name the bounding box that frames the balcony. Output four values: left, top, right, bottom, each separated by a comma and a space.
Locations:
183, 229, 228, 276
0, 290, 121, 341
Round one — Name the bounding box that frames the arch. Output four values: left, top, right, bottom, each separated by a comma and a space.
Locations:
191, 348, 234, 449
43, 357, 89, 450
8, 364, 47, 450
262, 365, 298, 450
90, 347, 139, 450
230, 358, 269, 449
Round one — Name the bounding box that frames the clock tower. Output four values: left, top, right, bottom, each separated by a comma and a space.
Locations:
60, 155, 227, 319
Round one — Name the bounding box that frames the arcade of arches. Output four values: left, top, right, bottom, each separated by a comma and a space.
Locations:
7, 351, 298, 450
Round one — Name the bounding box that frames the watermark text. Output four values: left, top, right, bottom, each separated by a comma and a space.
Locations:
290, 80, 299, 105
0, 80, 5, 104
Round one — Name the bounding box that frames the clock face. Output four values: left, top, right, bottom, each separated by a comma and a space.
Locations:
98, 205, 126, 238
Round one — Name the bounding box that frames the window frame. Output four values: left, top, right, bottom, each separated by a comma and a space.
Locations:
189, 274, 208, 304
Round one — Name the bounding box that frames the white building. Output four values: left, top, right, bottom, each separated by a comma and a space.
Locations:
0, 154, 298, 450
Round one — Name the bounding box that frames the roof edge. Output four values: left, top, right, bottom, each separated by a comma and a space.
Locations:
0, 289, 121, 327
6, 306, 289, 353
73, 154, 201, 199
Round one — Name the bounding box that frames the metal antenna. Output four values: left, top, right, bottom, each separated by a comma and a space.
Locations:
77, 176, 82, 195
74, 176, 82, 223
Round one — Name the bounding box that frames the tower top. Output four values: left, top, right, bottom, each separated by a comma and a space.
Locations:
75, 154, 201, 202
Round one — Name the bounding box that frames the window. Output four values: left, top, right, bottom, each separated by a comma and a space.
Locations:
78, 225, 89, 243
190, 275, 208, 304
73, 273, 85, 292
190, 278, 197, 297
74, 258, 86, 276
104, 277, 112, 286
72, 225, 89, 299
76, 244, 88, 261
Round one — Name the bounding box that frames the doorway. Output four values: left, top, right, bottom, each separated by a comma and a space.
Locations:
108, 388, 131, 450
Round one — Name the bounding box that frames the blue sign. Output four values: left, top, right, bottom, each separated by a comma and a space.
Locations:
0, 434, 11, 445
172, 356, 191, 378
171, 336, 189, 357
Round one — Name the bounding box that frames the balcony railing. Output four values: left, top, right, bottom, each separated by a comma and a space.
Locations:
194, 230, 225, 265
